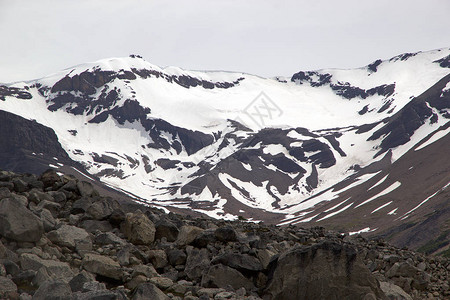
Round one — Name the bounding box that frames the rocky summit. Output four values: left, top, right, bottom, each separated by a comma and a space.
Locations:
0, 168, 448, 299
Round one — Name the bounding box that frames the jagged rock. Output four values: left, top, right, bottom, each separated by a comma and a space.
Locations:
256, 248, 277, 269
76, 181, 98, 197
0, 198, 44, 242
386, 262, 419, 278
81, 280, 106, 292
32, 279, 72, 300
81, 253, 123, 281
0, 276, 18, 299
176, 226, 204, 246
264, 241, 386, 300
379, 281, 413, 300
155, 219, 179, 242
36, 200, 61, 218
121, 211, 155, 245
69, 271, 96, 292
38, 208, 58, 232
149, 276, 174, 290
147, 249, 168, 269
131, 264, 158, 278
86, 197, 118, 220
131, 282, 170, 300
47, 225, 90, 249
39, 169, 61, 188
1, 259, 20, 276
94, 232, 127, 246
185, 248, 210, 280
193, 229, 217, 248
214, 226, 237, 242
201, 264, 255, 291
12, 178, 28, 193
167, 249, 187, 266
19, 253, 74, 281
211, 252, 263, 272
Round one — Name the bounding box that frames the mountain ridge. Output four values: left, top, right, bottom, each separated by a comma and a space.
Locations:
0, 48, 449, 253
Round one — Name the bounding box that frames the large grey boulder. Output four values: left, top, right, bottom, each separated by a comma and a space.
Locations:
263, 241, 386, 300
201, 264, 255, 291
47, 225, 90, 249
81, 253, 123, 281
32, 279, 72, 300
176, 225, 204, 246
185, 248, 210, 280
211, 252, 263, 272
20, 253, 74, 281
379, 281, 413, 300
0, 198, 44, 242
131, 282, 169, 300
121, 211, 155, 245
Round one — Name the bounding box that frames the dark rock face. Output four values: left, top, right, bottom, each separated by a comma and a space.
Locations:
0, 110, 76, 174
330, 83, 395, 100
264, 241, 386, 300
368, 59, 382, 72
291, 71, 332, 87
434, 54, 450, 68
0, 85, 32, 101
368, 73, 450, 157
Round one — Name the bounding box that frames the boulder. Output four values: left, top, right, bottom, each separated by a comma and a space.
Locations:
19, 253, 74, 280
131, 282, 170, 300
82, 253, 123, 281
32, 279, 72, 300
214, 225, 237, 242
36, 200, 61, 218
263, 241, 386, 300
379, 281, 412, 300
39, 169, 61, 188
12, 178, 28, 193
185, 248, 210, 280
176, 226, 204, 246
76, 181, 98, 197
155, 219, 179, 242
47, 225, 90, 249
86, 197, 118, 220
192, 229, 217, 248
121, 211, 155, 245
94, 232, 127, 246
69, 271, 95, 292
0, 276, 18, 299
386, 262, 419, 278
201, 264, 255, 291
147, 249, 168, 269
211, 252, 263, 272
167, 249, 187, 266
0, 198, 44, 242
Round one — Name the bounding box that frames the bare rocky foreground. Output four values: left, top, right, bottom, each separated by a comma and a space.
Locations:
0, 169, 449, 300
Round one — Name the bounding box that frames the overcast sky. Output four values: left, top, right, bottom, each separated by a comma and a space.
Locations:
1, 0, 449, 83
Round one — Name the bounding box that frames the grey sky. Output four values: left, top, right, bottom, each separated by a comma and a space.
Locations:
1, 0, 449, 83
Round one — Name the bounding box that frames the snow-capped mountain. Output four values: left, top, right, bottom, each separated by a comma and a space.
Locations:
1, 49, 449, 251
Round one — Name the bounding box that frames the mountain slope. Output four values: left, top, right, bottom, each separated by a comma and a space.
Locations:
0, 48, 449, 252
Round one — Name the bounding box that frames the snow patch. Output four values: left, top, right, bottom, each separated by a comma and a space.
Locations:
355, 181, 401, 208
